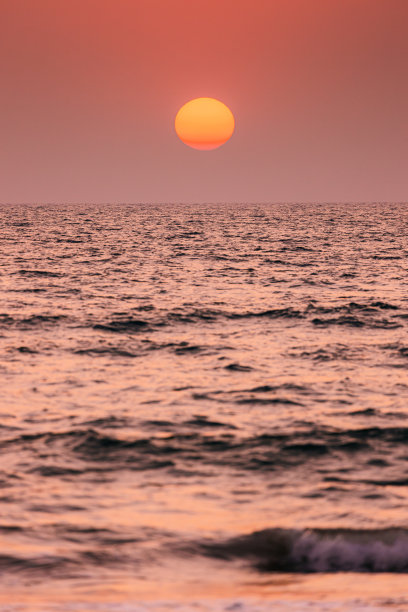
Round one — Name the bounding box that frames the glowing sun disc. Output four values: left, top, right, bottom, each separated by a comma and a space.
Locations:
175, 98, 235, 150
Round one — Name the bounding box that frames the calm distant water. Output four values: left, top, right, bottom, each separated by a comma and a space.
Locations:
1, 203, 408, 611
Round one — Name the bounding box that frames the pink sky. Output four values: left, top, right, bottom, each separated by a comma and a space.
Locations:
1, 0, 407, 203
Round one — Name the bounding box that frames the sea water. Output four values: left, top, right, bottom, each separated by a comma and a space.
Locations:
1, 203, 408, 610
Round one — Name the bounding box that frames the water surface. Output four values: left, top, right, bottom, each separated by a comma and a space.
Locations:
1, 203, 408, 610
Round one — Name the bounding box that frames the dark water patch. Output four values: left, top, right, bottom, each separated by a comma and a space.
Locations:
16, 269, 64, 278
70, 431, 178, 470
372, 255, 402, 260
263, 259, 286, 265
340, 427, 408, 443
169, 342, 206, 355
362, 493, 384, 499
29, 465, 83, 477
166, 309, 219, 324
350, 408, 377, 416
235, 397, 302, 406
311, 316, 401, 329
80, 416, 130, 428
56, 526, 121, 541
0, 314, 17, 326
279, 245, 315, 252
11, 288, 48, 293
23, 316, 65, 326
0, 545, 133, 576
290, 345, 356, 362
247, 385, 278, 393
168, 231, 204, 238
282, 443, 329, 456
307, 301, 399, 314
15, 346, 38, 354
134, 304, 155, 312
224, 363, 253, 372
312, 316, 365, 328
334, 440, 369, 451
162, 307, 303, 326
71, 430, 152, 455
0, 496, 17, 503
28, 504, 85, 513
0, 314, 67, 329
142, 419, 175, 429
361, 478, 408, 487
192, 385, 307, 407
0, 554, 76, 575
303, 349, 340, 361
184, 416, 237, 429
93, 318, 149, 333
0, 525, 24, 533
371, 301, 399, 310
229, 307, 303, 320
247, 384, 308, 393
366, 458, 390, 467
74, 347, 139, 358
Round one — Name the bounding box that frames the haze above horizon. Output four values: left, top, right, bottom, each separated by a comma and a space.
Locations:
1, 0, 407, 203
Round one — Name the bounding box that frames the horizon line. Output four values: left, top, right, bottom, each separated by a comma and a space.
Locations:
1, 201, 407, 206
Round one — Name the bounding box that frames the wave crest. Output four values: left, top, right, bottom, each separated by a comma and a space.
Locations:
199, 528, 408, 572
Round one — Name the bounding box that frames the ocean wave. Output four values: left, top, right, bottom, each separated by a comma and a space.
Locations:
305, 302, 403, 329
311, 316, 401, 329
192, 384, 308, 407
2, 426, 408, 475
224, 362, 254, 371
2, 525, 408, 577
0, 299, 403, 336
228, 307, 303, 320
74, 347, 140, 357
89, 301, 403, 332
92, 318, 150, 333
0, 314, 67, 329
306, 301, 399, 314
198, 527, 408, 572
16, 269, 64, 278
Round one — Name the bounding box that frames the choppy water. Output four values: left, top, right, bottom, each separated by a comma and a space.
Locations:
1, 203, 408, 610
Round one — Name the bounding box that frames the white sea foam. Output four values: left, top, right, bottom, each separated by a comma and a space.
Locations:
291, 530, 408, 572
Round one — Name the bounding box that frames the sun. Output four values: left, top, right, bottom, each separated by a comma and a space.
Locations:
175, 98, 235, 150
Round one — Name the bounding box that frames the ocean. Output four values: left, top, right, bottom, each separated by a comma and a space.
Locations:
1, 202, 408, 611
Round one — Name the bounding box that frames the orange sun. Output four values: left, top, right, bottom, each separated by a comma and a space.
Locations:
175, 98, 235, 150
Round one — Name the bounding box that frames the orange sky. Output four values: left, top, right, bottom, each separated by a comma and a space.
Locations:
0, 0, 407, 203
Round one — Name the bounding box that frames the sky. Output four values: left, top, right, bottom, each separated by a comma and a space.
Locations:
1, 0, 407, 203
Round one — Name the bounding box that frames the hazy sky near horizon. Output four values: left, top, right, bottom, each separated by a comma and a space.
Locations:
1, 0, 407, 203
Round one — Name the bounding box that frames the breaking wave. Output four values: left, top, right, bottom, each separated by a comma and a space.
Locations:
198, 528, 408, 572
